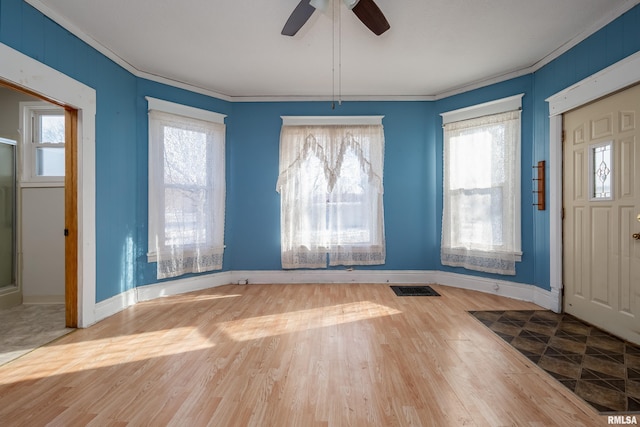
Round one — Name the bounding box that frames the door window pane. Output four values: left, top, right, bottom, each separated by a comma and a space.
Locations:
590, 142, 613, 200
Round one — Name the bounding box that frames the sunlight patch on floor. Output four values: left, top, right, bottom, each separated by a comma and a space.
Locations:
220, 301, 402, 342
0, 326, 214, 384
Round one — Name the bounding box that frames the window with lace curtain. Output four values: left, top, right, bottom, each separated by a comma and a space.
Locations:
147, 97, 226, 279
441, 95, 523, 275
276, 116, 385, 269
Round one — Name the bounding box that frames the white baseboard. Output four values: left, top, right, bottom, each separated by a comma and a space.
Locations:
91, 269, 560, 325
229, 269, 561, 312
428, 271, 560, 312
136, 271, 233, 302
93, 273, 232, 324
94, 288, 136, 322
228, 269, 430, 285
22, 295, 65, 304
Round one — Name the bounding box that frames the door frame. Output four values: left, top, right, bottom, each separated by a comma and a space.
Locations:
547, 50, 640, 312
0, 42, 97, 327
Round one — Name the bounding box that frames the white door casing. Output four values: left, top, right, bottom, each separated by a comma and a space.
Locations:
0, 42, 96, 327
547, 50, 640, 315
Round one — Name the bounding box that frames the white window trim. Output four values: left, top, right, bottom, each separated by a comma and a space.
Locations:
441, 94, 524, 125
145, 97, 226, 124
441, 95, 524, 263
146, 98, 226, 263
19, 101, 66, 185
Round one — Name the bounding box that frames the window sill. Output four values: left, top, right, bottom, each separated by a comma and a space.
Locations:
147, 245, 226, 263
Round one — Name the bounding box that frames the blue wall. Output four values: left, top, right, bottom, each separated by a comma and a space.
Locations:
1, 0, 138, 301
2, 0, 639, 301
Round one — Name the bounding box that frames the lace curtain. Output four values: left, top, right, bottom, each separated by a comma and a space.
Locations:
148, 110, 225, 279
276, 124, 385, 269
441, 110, 521, 275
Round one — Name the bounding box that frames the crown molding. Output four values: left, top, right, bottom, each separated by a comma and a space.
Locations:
25, 0, 640, 103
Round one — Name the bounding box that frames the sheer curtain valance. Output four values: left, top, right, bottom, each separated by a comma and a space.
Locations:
276, 123, 385, 269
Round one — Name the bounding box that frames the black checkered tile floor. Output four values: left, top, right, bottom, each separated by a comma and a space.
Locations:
470, 310, 640, 414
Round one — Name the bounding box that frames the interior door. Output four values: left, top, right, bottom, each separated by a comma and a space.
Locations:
563, 83, 640, 345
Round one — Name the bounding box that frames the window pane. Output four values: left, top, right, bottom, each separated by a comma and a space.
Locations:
330, 147, 371, 244
164, 187, 209, 246
36, 147, 65, 176
39, 115, 65, 144
450, 188, 504, 247
592, 142, 612, 199
450, 131, 493, 189
163, 126, 208, 186
162, 125, 210, 247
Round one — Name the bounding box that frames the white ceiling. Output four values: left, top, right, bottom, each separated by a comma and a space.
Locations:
27, 0, 639, 100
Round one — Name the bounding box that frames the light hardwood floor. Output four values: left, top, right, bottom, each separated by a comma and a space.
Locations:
0, 284, 608, 426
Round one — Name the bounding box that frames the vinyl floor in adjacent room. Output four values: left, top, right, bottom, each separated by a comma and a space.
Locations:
0, 303, 73, 366
0, 284, 614, 426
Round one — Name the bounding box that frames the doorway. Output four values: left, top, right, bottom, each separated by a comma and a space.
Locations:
0, 82, 77, 327
562, 83, 640, 344
0, 42, 96, 327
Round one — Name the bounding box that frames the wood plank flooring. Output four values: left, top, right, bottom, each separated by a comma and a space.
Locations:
0, 284, 609, 426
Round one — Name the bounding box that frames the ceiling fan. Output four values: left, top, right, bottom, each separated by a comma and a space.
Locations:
282, 0, 390, 36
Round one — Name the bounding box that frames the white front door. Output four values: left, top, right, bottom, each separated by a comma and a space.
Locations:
563, 83, 640, 345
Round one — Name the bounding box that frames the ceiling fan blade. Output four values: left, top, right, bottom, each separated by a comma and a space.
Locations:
351, 0, 390, 35
282, 0, 317, 36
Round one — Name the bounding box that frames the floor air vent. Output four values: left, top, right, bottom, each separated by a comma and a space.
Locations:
390, 285, 440, 297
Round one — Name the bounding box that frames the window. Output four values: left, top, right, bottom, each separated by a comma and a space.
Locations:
276, 116, 385, 269
441, 95, 523, 275
20, 102, 65, 183
589, 141, 613, 200
147, 97, 226, 279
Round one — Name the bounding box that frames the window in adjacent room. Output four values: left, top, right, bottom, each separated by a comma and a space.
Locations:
20, 102, 65, 183
147, 97, 226, 279
276, 116, 386, 269
440, 95, 523, 275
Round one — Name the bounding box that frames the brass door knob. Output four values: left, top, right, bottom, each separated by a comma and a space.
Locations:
634, 233, 640, 240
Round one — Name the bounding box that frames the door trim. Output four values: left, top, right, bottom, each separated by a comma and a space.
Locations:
0, 42, 97, 327
1, 76, 79, 327
546, 50, 640, 312
65, 109, 78, 327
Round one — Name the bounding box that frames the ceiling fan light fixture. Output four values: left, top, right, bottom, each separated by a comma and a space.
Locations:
310, 0, 330, 11
343, 0, 360, 10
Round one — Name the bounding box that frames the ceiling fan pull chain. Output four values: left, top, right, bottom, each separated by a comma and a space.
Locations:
332, 0, 336, 109
339, 0, 343, 106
